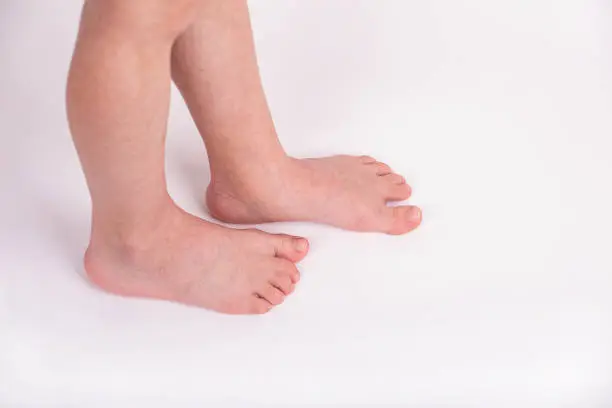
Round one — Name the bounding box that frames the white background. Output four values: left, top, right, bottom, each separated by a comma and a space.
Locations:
1, 1, 612, 406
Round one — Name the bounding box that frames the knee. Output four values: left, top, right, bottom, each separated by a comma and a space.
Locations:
86, 0, 200, 42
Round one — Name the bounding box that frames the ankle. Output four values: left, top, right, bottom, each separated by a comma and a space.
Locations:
89, 198, 183, 256
210, 147, 290, 173
209, 152, 292, 192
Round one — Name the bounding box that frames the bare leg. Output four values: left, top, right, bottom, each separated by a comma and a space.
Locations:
67, 0, 308, 314
172, 0, 422, 235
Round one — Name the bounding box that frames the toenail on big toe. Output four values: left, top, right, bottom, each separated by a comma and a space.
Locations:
294, 238, 308, 253
407, 206, 422, 222
387, 205, 422, 234
274, 235, 309, 262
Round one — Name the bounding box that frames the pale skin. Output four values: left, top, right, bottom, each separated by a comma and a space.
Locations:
67, 0, 422, 314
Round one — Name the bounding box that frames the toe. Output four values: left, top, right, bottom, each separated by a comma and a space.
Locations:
257, 285, 286, 306
271, 274, 295, 295
249, 296, 273, 314
380, 173, 406, 185
368, 161, 392, 176
272, 234, 309, 262
384, 183, 412, 202
359, 155, 377, 164
382, 205, 422, 235
274, 258, 301, 284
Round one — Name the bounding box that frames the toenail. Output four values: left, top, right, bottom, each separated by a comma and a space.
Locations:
407, 206, 422, 221
293, 238, 308, 252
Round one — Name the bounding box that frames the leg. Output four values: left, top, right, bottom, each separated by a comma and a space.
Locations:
171, 0, 422, 235
67, 0, 308, 314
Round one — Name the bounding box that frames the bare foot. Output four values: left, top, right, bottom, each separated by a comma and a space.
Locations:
207, 155, 422, 235
85, 205, 309, 314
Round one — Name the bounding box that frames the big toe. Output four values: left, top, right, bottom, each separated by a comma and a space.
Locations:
383, 205, 422, 235
272, 234, 309, 262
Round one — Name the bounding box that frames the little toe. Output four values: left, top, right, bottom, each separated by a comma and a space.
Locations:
382, 205, 422, 235
257, 285, 286, 306
272, 234, 309, 262
380, 173, 406, 185
384, 183, 412, 201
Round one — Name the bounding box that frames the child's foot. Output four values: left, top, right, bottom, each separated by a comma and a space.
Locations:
207, 155, 422, 235
85, 205, 308, 314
